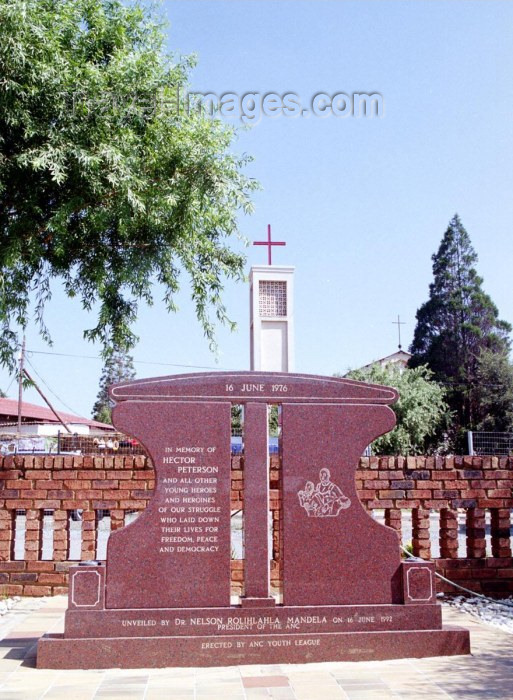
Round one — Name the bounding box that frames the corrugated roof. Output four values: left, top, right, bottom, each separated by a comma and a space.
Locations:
0, 397, 112, 430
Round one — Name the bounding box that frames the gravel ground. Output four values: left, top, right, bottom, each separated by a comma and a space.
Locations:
0, 595, 20, 616
442, 594, 513, 633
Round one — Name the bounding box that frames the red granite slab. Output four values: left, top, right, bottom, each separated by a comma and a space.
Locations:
282, 403, 401, 605
63, 603, 442, 639
36, 371, 470, 670
110, 372, 398, 405
37, 627, 470, 669
106, 401, 231, 609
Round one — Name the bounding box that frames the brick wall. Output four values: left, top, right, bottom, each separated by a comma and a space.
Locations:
1, 454, 512, 598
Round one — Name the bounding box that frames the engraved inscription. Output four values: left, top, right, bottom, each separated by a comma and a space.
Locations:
158, 444, 222, 555
298, 468, 351, 517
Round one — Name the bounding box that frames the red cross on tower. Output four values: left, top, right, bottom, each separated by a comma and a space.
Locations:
253, 224, 286, 265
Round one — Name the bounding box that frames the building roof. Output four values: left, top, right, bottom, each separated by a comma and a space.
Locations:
359, 349, 412, 371
0, 397, 113, 431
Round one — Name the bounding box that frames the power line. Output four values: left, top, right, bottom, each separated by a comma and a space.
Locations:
4, 374, 16, 395
25, 357, 81, 416
26, 348, 234, 372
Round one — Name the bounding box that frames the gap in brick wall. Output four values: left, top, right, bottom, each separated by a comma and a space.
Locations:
13, 509, 26, 560
372, 509, 385, 526
430, 511, 440, 558
268, 509, 273, 564
401, 509, 412, 550
68, 509, 82, 560
457, 509, 467, 558
231, 403, 243, 455
41, 509, 54, 560
270, 403, 281, 600
125, 510, 140, 526
231, 510, 244, 560
232, 403, 244, 567
485, 510, 492, 557
96, 510, 111, 560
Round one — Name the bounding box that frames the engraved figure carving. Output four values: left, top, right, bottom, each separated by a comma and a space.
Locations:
298, 468, 351, 517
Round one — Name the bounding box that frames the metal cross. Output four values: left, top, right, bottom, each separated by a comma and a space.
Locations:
392, 315, 406, 350
253, 225, 286, 265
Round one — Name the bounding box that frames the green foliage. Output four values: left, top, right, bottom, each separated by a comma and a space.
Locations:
0, 0, 258, 371
401, 542, 414, 559
268, 404, 279, 437
345, 363, 449, 455
92, 347, 135, 423
409, 215, 511, 441
230, 405, 242, 435
474, 350, 513, 432
230, 404, 280, 437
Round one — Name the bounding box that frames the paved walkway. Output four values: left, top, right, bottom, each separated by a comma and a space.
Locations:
0, 596, 512, 699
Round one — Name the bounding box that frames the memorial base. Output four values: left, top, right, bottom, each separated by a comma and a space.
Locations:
37, 627, 470, 669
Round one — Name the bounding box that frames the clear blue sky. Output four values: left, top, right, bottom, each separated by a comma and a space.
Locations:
2, 0, 512, 419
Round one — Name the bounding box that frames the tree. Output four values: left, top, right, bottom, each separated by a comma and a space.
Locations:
474, 350, 513, 432
92, 348, 135, 423
344, 363, 449, 455
0, 0, 258, 372
409, 215, 511, 442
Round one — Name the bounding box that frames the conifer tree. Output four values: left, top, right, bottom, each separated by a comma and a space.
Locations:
409, 214, 511, 442
92, 349, 136, 424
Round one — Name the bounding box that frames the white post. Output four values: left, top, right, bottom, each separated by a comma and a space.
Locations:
467, 431, 474, 456
249, 265, 295, 372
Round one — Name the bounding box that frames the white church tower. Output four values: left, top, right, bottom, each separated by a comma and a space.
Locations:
249, 226, 295, 372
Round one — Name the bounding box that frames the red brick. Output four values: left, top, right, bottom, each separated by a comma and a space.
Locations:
92, 480, 118, 489
105, 470, 133, 480
0, 470, 23, 479
5, 499, 33, 508
6, 480, 32, 489
35, 480, 63, 489
53, 586, 69, 595
26, 562, 56, 572
33, 500, 61, 509
78, 470, 106, 479
378, 490, 405, 499
75, 490, 102, 499
38, 573, 66, 584
23, 585, 52, 596
0, 490, 19, 498
47, 490, 73, 499
0, 561, 26, 571
62, 500, 89, 509
1, 584, 24, 596
22, 490, 48, 499
120, 500, 147, 509
63, 480, 91, 489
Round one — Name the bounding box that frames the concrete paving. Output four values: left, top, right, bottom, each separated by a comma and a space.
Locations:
1, 596, 512, 699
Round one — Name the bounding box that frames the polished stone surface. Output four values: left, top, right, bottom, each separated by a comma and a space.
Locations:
106, 401, 232, 609
282, 403, 399, 606
37, 372, 469, 668
0, 597, 507, 700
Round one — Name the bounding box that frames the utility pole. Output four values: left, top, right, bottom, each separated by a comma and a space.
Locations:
17, 335, 26, 436
22, 367, 72, 434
